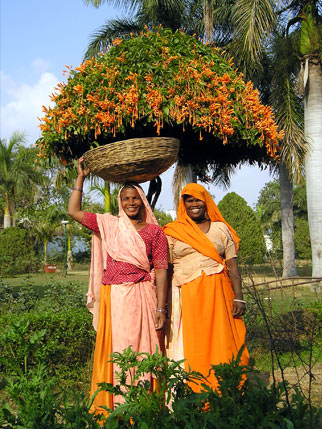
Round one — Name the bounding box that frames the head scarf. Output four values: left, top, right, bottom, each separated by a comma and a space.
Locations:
164, 183, 239, 264
97, 184, 158, 273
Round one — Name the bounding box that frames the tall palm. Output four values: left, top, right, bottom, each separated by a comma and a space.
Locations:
269, 30, 307, 277
288, 1, 322, 278
218, 2, 311, 278
0, 133, 44, 228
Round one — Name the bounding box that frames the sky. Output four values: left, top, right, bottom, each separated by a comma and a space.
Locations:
0, 0, 276, 212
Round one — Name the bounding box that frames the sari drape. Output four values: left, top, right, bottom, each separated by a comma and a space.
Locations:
88, 185, 161, 412
164, 183, 249, 391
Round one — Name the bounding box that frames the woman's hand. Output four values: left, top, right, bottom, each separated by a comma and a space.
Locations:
232, 300, 246, 317
77, 156, 90, 178
155, 311, 166, 330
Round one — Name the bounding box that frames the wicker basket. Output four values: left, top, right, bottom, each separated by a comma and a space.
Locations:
83, 137, 180, 183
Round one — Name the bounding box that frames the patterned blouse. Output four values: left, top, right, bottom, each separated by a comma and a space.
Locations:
82, 212, 168, 284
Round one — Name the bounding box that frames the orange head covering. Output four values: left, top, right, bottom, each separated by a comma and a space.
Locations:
164, 183, 239, 264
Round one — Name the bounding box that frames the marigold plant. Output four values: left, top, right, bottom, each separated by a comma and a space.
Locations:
37, 28, 283, 176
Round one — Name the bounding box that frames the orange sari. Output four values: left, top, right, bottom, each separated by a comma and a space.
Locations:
164, 183, 249, 391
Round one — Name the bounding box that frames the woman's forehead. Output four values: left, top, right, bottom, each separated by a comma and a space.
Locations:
121, 186, 141, 198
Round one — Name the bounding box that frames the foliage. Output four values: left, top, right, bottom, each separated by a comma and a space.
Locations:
218, 192, 266, 264
256, 179, 311, 259
0, 133, 45, 227
0, 227, 39, 275
37, 28, 282, 178
153, 208, 173, 227
1, 344, 320, 428
0, 281, 95, 380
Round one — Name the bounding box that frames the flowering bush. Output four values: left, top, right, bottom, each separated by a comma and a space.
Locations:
37, 28, 282, 174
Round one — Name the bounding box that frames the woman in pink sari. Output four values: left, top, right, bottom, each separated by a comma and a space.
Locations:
68, 157, 168, 412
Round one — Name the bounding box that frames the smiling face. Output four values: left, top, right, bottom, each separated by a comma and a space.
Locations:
120, 187, 145, 220
183, 195, 207, 222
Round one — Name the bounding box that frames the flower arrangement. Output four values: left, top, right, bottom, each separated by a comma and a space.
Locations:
37, 28, 283, 173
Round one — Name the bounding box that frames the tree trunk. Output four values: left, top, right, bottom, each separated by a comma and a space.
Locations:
279, 162, 297, 278
173, 163, 197, 209
104, 181, 111, 213
304, 58, 322, 278
67, 224, 72, 271
44, 239, 48, 264
203, 0, 214, 42
3, 193, 11, 228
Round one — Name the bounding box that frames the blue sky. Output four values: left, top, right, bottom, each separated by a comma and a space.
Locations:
1, 0, 275, 211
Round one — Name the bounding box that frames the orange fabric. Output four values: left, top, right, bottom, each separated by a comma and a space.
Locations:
90, 284, 113, 415
181, 272, 249, 392
164, 183, 247, 392
163, 183, 239, 264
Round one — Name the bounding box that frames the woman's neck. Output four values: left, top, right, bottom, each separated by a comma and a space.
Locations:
194, 219, 210, 233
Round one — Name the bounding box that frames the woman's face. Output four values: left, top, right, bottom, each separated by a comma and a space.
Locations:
184, 195, 207, 222
120, 187, 144, 220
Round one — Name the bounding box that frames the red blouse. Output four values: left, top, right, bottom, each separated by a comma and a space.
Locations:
82, 212, 168, 284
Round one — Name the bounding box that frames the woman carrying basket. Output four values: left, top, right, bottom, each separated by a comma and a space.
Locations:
68, 157, 168, 412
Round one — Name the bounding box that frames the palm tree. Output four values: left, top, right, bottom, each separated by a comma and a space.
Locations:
0, 133, 44, 228
287, 1, 322, 278
269, 30, 307, 278
83, 0, 194, 58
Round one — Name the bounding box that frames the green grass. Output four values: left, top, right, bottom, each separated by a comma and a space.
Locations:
1, 264, 89, 293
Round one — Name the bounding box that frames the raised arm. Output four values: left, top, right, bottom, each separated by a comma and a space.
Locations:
67, 157, 90, 224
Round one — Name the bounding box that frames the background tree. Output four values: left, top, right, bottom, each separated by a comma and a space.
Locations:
83, 0, 200, 58
256, 179, 311, 260
0, 133, 44, 228
218, 192, 267, 264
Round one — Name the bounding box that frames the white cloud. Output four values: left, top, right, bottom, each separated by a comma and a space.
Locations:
32, 58, 52, 74
0, 69, 58, 145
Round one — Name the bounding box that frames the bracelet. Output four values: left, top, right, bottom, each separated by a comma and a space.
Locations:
233, 299, 246, 304
72, 187, 83, 193
156, 308, 167, 313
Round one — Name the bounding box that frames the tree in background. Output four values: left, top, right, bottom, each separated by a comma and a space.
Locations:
256, 179, 311, 260
0, 133, 44, 228
218, 192, 266, 265
153, 209, 173, 227
83, 0, 200, 58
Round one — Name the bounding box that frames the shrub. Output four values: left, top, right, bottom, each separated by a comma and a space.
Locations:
0, 309, 95, 380
0, 227, 39, 275
1, 348, 320, 428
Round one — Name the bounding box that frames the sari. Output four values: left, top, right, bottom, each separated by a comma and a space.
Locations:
87, 185, 163, 412
164, 183, 249, 392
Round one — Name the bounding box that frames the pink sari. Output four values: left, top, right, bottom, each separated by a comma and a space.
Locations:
87, 185, 161, 411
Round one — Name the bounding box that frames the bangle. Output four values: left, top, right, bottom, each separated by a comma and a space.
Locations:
233, 299, 246, 304
156, 308, 166, 313
72, 187, 83, 193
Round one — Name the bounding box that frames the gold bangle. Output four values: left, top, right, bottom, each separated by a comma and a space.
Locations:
72, 187, 83, 193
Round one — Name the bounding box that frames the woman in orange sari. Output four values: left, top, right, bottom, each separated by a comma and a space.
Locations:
68, 158, 168, 412
164, 183, 249, 392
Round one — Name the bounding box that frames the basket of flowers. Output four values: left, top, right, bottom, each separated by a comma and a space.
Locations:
83, 137, 179, 183
37, 28, 282, 180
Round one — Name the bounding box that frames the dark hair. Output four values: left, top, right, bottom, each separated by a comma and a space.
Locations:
183, 194, 193, 201
120, 182, 143, 196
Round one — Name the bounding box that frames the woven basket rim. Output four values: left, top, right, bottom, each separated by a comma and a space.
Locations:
83, 136, 180, 183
